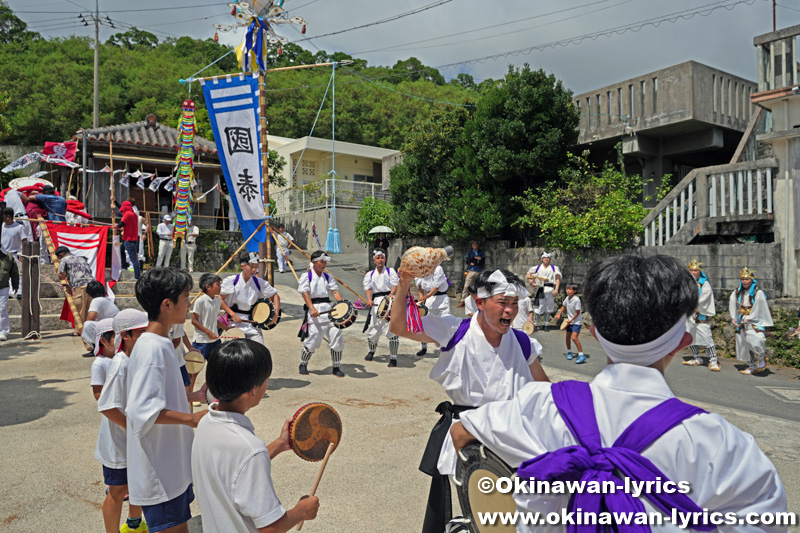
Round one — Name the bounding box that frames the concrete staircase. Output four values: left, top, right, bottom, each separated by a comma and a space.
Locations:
10, 269, 142, 333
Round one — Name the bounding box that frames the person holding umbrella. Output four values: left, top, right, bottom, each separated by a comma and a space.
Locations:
369, 226, 393, 261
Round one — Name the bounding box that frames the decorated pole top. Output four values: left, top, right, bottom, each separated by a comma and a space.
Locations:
213, 1, 307, 72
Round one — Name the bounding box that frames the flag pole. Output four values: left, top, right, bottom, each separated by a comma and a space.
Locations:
258, 70, 273, 286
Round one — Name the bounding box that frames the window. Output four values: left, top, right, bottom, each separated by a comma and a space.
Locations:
734, 82, 739, 118
301, 159, 316, 177
586, 97, 591, 127
652, 77, 658, 113
712, 74, 717, 113
597, 94, 601, 127
607, 91, 612, 124
629, 84, 635, 117
640, 81, 646, 116
617, 87, 622, 120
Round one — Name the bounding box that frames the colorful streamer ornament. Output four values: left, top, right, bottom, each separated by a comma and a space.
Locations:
172, 99, 196, 244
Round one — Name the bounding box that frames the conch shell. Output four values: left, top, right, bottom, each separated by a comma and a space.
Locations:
399, 246, 454, 278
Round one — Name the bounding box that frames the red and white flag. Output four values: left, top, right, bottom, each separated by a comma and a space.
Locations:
42, 142, 78, 166
46, 223, 109, 327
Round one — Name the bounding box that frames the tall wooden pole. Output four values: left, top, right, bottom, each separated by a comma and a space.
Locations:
109, 141, 116, 230
258, 71, 273, 285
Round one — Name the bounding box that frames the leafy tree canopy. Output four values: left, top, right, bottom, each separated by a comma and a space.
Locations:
107, 27, 158, 49
515, 149, 649, 251
354, 197, 394, 245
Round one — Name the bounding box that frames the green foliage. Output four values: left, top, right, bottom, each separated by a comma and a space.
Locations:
0, 90, 10, 140
0, 1, 40, 45
354, 197, 394, 244
390, 64, 578, 241
107, 27, 158, 49
515, 151, 649, 250
765, 308, 800, 368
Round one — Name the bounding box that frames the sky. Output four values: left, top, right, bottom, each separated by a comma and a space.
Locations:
8, 0, 800, 95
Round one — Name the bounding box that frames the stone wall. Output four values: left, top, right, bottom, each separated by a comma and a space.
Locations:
386, 238, 784, 305
149, 229, 246, 272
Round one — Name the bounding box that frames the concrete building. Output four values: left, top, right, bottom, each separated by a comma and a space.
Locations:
640, 26, 800, 298
574, 61, 757, 205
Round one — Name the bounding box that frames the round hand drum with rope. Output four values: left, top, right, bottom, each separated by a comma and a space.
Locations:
183, 349, 205, 374
289, 403, 342, 461
454, 443, 517, 533
251, 299, 281, 330
329, 300, 357, 329
376, 297, 392, 321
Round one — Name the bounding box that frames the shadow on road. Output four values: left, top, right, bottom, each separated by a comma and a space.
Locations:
0, 377, 74, 426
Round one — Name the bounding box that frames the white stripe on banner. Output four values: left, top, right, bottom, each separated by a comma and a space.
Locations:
202, 74, 266, 254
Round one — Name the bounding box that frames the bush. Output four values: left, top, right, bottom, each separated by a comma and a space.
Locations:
354, 197, 394, 245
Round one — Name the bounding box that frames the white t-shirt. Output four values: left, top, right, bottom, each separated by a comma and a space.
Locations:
193, 293, 222, 344
126, 333, 194, 505
192, 407, 286, 532
90, 355, 114, 386
464, 295, 478, 316
89, 297, 119, 320
157, 223, 172, 240
5, 190, 26, 218
95, 352, 129, 469
170, 322, 190, 356
187, 225, 199, 244
512, 297, 533, 329
1, 222, 26, 254
564, 294, 582, 325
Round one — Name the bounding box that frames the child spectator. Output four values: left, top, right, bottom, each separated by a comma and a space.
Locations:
554, 283, 585, 363
192, 339, 320, 532
126, 268, 207, 533
96, 309, 150, 533
86, 280, 120, 322
190, 273, 222, 397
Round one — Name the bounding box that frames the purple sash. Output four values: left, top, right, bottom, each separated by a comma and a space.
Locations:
234, 274, 260, 291
308, 270, 330, 283
517, 381, 712, 532
443, 318, 532, 361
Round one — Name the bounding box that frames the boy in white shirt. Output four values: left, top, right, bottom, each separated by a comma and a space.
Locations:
86, 280, 120, 322
189, 273, 223, 396
126, 268, 208, 533
96, 309, 150, 533
554, 283, 585, 363
192, 339, 320, 532
90, 318, 117, 401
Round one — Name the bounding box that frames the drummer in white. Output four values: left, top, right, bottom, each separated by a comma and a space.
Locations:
298, 251, 346, 377
683, 260, 719, 371
415, 264, 452, 357
527, 252, 561, 331
363, 249, 400, 367
389, 268, 548, 533
220, 252, 280, 345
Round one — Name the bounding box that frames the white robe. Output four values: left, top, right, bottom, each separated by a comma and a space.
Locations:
512, 297, 533, 329
298, 270, 343, 352
416, 265, 451, 317
422, 314, 541, 476
221, 274, 278, 343
363, 266, 398, 343
686, 279, 716, 348
528, 264, 561, 315
460, 364, 787, 533
729, 288, 773, 361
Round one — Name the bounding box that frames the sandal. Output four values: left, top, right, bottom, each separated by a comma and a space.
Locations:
709, 362, 721, 372
682, 359, 701, 366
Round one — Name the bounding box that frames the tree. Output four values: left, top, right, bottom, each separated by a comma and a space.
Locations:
107, 27, 158, 49
391, 57, 445, 85
354, 197, 394, 245
515, 150, 649, 251
0, 1, 39, 45
451, 73, 475, 90
0, 91, 10, 140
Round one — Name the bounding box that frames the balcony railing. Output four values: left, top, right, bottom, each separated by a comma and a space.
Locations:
273, 178, 391, 215
641, 159, 777, 247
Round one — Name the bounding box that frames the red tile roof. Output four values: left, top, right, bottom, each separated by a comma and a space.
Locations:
75, 119, 218, 155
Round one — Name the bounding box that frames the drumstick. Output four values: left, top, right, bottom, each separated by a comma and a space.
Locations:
274, 238, 300, 282
296, 442, 335, 531
271, 225, 367, 303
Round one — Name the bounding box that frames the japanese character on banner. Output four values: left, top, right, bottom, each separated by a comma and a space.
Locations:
149, 175, 169, 192
225, 127, 254, 155
136, 173, 146, 189
237, 169, 258, 202
119, 174, 130, 187
164, 178, 176, 192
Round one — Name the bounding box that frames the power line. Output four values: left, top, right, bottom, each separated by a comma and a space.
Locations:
340, 65, 476, 107
12, 2, 225, 14
432, 0, 763, 71
294, 0, 454, 43
351, 0, 628, 55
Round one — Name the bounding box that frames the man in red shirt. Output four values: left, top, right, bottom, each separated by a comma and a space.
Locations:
117, 200, 140, 279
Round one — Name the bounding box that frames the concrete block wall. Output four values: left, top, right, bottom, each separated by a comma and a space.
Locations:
386, 239, 784, 303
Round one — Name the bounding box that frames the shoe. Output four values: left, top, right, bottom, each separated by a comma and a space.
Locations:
740, 367, 754, 375
192, 401, 201, 407
82, 350, 95, 358
299, 364, 309, 375
416, 348, 427, 357
364, 351, 374, 361
279, 270, 285, 273
456, 302, 465, 308
752, 365, 766, 374
543, 325, 549, 332
189, 268, 194, 273
120, 521, 148, 533
565, 352, 573, 360
332, 367, 345, 378
0, 333, 7, 341
388, 359, 397, 368
709, 361, 721, 372
575, 354, 587, 364
682, 359, 702, 366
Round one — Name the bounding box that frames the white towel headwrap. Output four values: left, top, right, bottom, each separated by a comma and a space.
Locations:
594, 317, 688, 366
476, 270, 528, 300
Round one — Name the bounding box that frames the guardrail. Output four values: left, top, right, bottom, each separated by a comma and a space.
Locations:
274, 178, 391, 214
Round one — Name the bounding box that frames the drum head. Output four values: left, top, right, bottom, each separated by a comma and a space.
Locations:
264, 308, 282, 330
377, 298, 390, 319
560, 320, 569, 331
522, 322, 535, 336
252, 300, 273, 324
329, 301, 351, 320
184, 349, 205, 374
455, 443, 517, 533
289, 402, 342, 462
417, 303, 428, 317
220, 327, 246, 342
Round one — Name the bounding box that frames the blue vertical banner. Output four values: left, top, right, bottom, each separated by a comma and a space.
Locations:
201, 73, 265, 252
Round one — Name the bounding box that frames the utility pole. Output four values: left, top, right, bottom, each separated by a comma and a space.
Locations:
93, 0, 99, 128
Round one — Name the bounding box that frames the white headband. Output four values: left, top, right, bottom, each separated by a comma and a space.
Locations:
476, 270, 527, 299
541, 252, 552, 258
594, 317, 687, 366
373, 250, 386, 257
312, 254, 331, 263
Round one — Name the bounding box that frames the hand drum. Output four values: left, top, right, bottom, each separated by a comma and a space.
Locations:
289, 402, 342, 462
